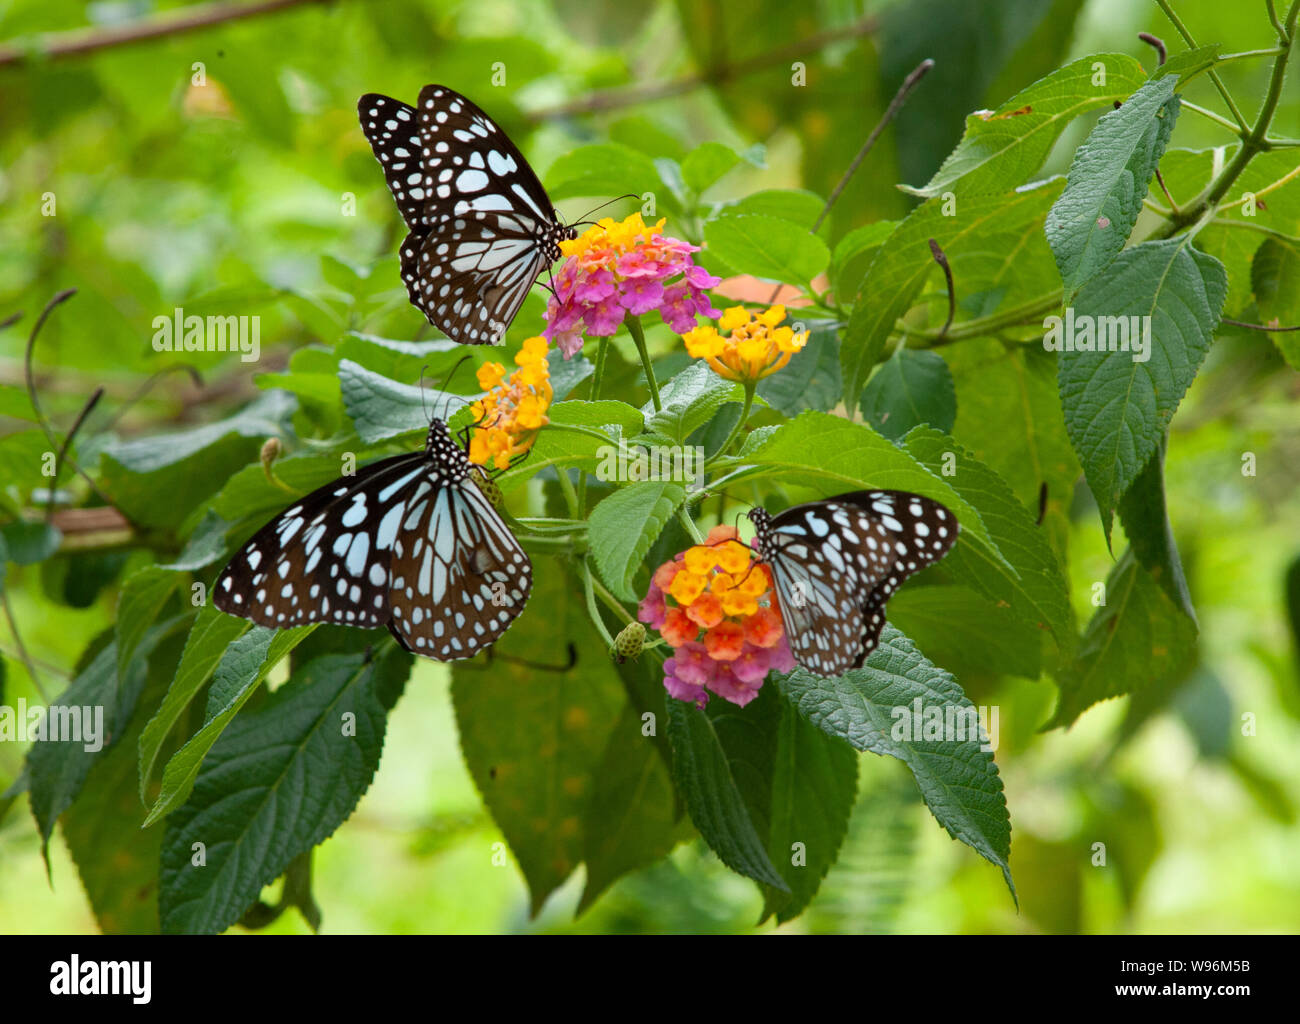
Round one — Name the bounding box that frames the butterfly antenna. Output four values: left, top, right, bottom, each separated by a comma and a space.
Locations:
571, 193, 641, 228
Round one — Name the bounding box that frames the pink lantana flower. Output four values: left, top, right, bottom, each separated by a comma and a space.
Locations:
544, 212, 721, 358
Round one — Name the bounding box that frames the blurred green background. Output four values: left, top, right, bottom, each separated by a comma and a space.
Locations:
2, 0, 1299, 933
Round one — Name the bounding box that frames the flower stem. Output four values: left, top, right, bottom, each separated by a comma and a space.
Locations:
581, 558, 617, 647
708, 380, 756, 465
589, 336, 609, 401
625, 314, 662, 412
677, 506, 704, 544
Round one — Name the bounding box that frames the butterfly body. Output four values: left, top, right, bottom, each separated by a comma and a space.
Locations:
749, 490, 958, 677
358, 85, 575, 345
214, 420, 531, 660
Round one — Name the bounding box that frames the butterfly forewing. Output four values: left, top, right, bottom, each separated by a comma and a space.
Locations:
752, 490, 959, 677
358, 84, 573, 345
213, 452, 427, 630
357, 94, 429, 231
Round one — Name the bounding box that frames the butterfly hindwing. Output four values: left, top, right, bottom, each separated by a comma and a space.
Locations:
752, 490, 959, 677
387, 477, 532, 658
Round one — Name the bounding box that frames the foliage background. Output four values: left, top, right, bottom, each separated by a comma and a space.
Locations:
1, 0, 1299, 933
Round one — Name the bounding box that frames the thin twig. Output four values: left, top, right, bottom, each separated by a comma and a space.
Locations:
928, 239, 955, 341
766, 57, 934, 305
526, 15, 879, 121
45, 388, 104, 520
1154, 0, 1250, 130
1138, 32, 1167, 66
1, 591, 49, 703
1222, 317, 1300, 331
0, 0, 332, 68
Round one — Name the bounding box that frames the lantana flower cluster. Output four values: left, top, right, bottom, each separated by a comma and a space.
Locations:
638, 525, 794, 708
468, 336, 552, 471
682, 304, 809, 382
544, 212, 721, 359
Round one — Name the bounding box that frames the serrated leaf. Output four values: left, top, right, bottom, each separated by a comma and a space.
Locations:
1151, 44, 1220, 82
1045, 75, 1180, 295
859, 348, 956, 440
704, 213, 829, 284
888, 583, 1044, 680
115, 566, 182, 681
841, 181, 1063, 401
1251, 236, 1300, 368
339, 359, 470, 444
1117, 437, 1195, 623
760, 701, 857, 923
143, 624, 315, 826
1047, 548, 1197, 728
756, 323, 842, 416
681, 141, 744, 194
902, 426, 1074, 654
158, 647, 409, 934
1056, 238, 1227, 534
665, 696, 789, 891
546, 142, 668, 207
643, 361, 745, 443
588, 481, 686, 602
452, 560, 625, 913
777, 625, 1014, 899
903, 53, 1148, 199
138, 604, 251, 801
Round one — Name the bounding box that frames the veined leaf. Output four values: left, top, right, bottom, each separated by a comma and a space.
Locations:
588, 481, 686, 602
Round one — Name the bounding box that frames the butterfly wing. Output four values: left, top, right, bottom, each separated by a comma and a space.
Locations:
386, 476, 532, 659
761, 492, 959, 676
762, 504, 897, 677
357, 94, 430, 232
834, 490, 960, 668
408, 209, 550, 344
214, 452, 430, 629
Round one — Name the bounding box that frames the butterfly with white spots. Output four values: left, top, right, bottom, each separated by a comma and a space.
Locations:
357, 84, 576, 345
213, 420, 532, 661
748, 490, 959, 678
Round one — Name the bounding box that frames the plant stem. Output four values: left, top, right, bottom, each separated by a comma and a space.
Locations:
624, 315, 662, 412
1154, 0, 1250, 130
677, 507, 704, 544
554, 464, 579, 517
1181, 100, 1247, 135
581, 559, 616, 647
707, 381, 756, 466
1, 591, 49, 703
590, 574, 637, 627
908, 291, 1064, 346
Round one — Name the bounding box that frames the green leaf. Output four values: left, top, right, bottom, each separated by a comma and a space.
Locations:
887, 583, 1045, 680
28, 620, 180, 855
704, 213, 830, 284
716, 189, 826, 231
339, 359, 468, 444
0, 520, 61, 565
756, 323, 842, 416
546, 142, 668, 206
588, 481, 686, 602
143, 624, 315, 826
859, 348, 956, 441
1117, 438, 1196, 623
115, 565, 183, 682
451, 560, 626, 913
841, 181, 1063, 401
737, 412, 1011, 573
212, 454, 342, 526
681, 141, 746, 194
831, 220, 897, 305
665, 696, 789, 891
101, 392, 296, 529
778, 625, 1015, 899
902, 426, 1075, 654
579, 702, 681, 912
1045, 75, 1180, 296
903, 53, 1148, 199
337, 333, 463, 381
760, 702, 857, 923
158, 647, 409, 934
643, 361, 745, 444
138, 604, 251, 801
1251, 236, 1300, 367
1047, 548, 1197, 728
1056, 238, 1227, 534
1151, 44, 1220, 83
61, 629, 187, 933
